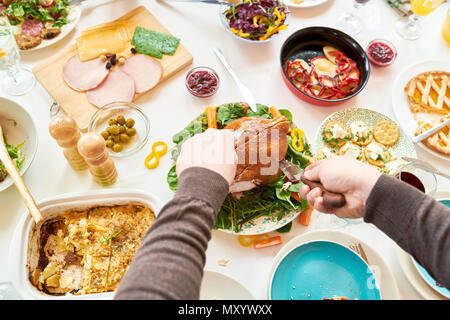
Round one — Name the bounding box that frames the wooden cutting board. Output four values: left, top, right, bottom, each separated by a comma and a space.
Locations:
33, 6, 193, 131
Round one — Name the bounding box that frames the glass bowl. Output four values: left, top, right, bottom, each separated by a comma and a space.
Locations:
185, 66, 220, 98
219, 1, 290, 44
366, 39, 397, 67
88, 101, 150, 158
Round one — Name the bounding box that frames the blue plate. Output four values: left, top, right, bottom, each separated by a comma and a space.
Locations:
270, 241, 381, 300
411, 199, 450, 299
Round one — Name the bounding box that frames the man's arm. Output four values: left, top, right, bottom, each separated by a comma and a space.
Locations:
364, 174, 450, 288
114, 167, 229, 300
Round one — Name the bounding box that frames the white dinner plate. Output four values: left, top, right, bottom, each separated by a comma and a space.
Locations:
391, 60, 450, 161
287, 0, 329, 9
15, 5, 82, 52
200, 270, 255, 300
0, 97, 38, 193
266, 230, 400, 300
396, 189, 450, 300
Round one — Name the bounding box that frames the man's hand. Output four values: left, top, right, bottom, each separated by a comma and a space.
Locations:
299, 157, 382, 219
176, 129, 237, 185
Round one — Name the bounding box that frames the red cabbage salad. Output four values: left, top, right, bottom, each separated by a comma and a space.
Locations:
223, 0, 288, 41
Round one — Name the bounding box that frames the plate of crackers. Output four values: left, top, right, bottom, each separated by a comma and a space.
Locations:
314, 108, 416, 176
392, 60, 450, 160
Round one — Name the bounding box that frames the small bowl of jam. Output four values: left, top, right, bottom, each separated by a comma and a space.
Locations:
186, 67, 220, 98
366, 39, 397, 67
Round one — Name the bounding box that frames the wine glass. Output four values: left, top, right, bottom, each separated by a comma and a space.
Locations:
396, 0, 446, 40
336, 0, 371, 36
0, 18, 35, 96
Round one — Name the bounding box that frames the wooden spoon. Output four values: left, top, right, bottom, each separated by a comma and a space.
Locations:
0, 124, 43, 225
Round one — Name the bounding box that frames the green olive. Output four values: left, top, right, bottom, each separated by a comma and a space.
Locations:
105, 139, 114, 148
126, 128, 136, 136
116, 115, 126, 125
125, 118, 135, 128
101, 131, 110, 140
119, 133, 130, 143
119, 125, 126, 133
110, 125, 120, 135
108, 118, 117, 126
112, 143, 123, 152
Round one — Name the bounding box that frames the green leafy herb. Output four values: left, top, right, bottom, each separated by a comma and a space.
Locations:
98, 230, 122, 244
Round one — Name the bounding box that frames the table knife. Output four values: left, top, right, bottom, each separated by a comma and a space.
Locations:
279, 159, 346, 209
157, 0, 232, 5
401, 157, 450, 180
213, 47, 258, 112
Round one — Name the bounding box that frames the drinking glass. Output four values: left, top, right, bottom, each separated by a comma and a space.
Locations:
396, 161, 437, 196
396, 0, 446, 40
336, 0, 371, 36
442, 8, 450, 44
0, 18, 35, 95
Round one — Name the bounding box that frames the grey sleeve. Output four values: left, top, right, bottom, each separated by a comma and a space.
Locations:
364, 174, 450, 288
114, 167, 229, 300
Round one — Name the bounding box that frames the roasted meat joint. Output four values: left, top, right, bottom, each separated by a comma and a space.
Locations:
226, 116, 291, 193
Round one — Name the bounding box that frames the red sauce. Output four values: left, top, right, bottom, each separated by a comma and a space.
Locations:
367, 41, 396, 66
186, 70, 219, 97
400, 171, 425, 193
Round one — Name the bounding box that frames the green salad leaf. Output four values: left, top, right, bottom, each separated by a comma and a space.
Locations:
0, 136, 25, 183
4, 0, 70, 28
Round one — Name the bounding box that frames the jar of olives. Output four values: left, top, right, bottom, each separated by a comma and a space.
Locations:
88, 102, 150, 158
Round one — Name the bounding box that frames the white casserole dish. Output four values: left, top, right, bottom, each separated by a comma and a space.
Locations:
9, 189, 162, 300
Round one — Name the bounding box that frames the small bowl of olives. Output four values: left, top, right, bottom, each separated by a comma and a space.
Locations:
88, 101, 150, 158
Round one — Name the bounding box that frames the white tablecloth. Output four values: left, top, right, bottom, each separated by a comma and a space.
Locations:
0, 0, 449, 300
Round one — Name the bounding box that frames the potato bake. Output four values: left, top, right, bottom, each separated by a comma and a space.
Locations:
29, 204, 155, 296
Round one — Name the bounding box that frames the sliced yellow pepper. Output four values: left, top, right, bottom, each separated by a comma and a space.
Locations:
144, 141, 168, 169
237, 30, 251, 38
291, 128, 305, 152
0, 49, 5, 60
230, 27, 238, 34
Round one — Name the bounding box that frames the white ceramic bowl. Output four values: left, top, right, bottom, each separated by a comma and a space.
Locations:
219, 1, 290, 43
0, 97, 38, 192
9, 189, 162, 300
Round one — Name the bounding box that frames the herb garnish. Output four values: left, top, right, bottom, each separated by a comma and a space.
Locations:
98, 230, 122, 244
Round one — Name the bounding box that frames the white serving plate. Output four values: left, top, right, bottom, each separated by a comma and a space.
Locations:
287, 0, 329, 8
266, 230, 400, 300
0, 97, 38, 193
16, 5, 82, 52
391, 60, 450, 161
200, 270, 255, 300
9, 188, 162, 300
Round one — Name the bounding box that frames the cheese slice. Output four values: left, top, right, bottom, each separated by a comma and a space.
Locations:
76, 21, 131, 61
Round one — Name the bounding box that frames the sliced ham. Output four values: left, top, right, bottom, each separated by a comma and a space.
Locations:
21, 20, 43, 37
63, 55, 110, 92
86, 69, 135, 108
119, 54, 163, 93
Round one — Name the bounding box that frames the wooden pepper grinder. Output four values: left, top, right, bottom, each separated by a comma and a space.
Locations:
49, 115, 88, 171
77, 132, 117, 186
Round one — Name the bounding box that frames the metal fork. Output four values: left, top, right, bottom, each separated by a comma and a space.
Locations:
69, 0, 87, 6
349, 243, 369, 265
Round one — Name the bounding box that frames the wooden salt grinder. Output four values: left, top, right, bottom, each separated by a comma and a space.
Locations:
49, 115, 88, 171
77, 132, 117, 186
